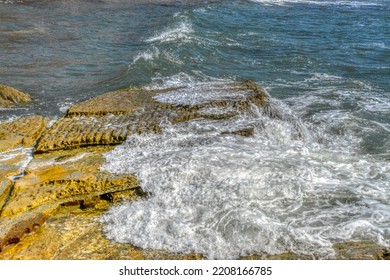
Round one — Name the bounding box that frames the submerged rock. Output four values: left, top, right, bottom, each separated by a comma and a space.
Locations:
0, 84, 31, 107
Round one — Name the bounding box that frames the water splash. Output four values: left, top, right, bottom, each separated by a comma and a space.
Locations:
99, 84, 390, 259
249, 0, 384, 7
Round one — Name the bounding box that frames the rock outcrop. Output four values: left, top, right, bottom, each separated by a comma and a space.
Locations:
0, 84, 31, 107
35, 81, 268, 153
0, 116, 47, 210
1, 81, 389, 260
0, 116, 47, 152
1, 81, 270, 256
0, 146, 141, 252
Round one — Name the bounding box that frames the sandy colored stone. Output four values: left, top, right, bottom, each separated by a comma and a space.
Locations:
1, 146, 139, 217
0, 116, 46, 210
241, 252, 313, 260
0, 146, 141, 252
0, 115, 47, 152
35, 81, 269, 153
240, 243, 390, 260
333, 241, 390, 260
0, 179, 13, 213
0, 84, 31, 107
0, 205, 202, 260
0, 81, 389, 260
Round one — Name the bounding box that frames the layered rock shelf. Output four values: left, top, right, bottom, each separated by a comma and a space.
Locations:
0, 81, 389, 260
0, 84, 31, 108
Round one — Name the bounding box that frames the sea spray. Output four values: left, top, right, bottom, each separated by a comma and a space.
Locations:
98, 84, 390, 259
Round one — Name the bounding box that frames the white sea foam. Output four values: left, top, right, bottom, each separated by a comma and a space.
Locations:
250, 0, 383, 7
0, 148, 34, 181
131, 47, 161, 65
145, 15, 195, 44
58, 100, 74, 113
145, 72, 229, 90
98, 82, 390, 259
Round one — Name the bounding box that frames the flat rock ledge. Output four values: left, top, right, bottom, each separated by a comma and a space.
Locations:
35, 81, 268, 153
0, 84, 31, 107
1, 81, 270, 258
0, 81, 389, 260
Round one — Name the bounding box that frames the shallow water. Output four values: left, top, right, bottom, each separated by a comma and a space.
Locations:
1, 0, 389, 259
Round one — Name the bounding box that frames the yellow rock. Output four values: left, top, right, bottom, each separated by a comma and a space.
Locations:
35, 82, 270, 153
0, 115, 47, 152
0, 115, 47, 210
0, 146, 140, 252
0, 84, 31, 107
0, 206, 202, 260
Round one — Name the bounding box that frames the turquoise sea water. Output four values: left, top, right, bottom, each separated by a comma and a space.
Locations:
1, 0, 389, 259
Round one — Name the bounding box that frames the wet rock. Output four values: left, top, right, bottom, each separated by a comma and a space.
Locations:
35, 81, 269, 153
3, 81, 386, 260
0, 81, 271, 256
0, 84, 31, 107
241, 252, 313, 260
0, 205, 202, 260
333, 241, 390, 260
0, 146, 140, 252
0, 116, 47, 152
0, 116, 47, 210
0, 179, 12, 212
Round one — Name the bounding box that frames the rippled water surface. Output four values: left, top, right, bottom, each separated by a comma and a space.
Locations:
1, 0, 389, 258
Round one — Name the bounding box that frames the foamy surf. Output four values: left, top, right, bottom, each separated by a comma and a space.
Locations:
249, 0, 384, 7
98, 82, 390, 259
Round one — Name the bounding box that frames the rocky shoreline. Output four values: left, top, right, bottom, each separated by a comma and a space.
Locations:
0, 82, 389, 260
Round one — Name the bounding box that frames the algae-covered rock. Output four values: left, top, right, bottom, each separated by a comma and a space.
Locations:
0, 179, 12, 213
0, 84, 31, 107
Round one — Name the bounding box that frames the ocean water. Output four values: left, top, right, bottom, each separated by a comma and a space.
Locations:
1, 0, 389, 259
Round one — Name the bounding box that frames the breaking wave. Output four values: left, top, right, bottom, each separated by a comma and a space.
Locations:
99, 82, 390, 259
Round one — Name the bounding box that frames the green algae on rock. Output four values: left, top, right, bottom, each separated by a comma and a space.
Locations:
0, 84, 31, 107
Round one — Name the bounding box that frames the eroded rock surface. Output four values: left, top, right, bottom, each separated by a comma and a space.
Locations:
333, 242, 390, 260
0, 116, 47, 153
0, 146, 141, 252
0, 116, 47, 211
0, 206, 201, 260
1, 81, 272, 257
35, 82, 269, 153
0, 84, 31, 107
1, 81, 388, 260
